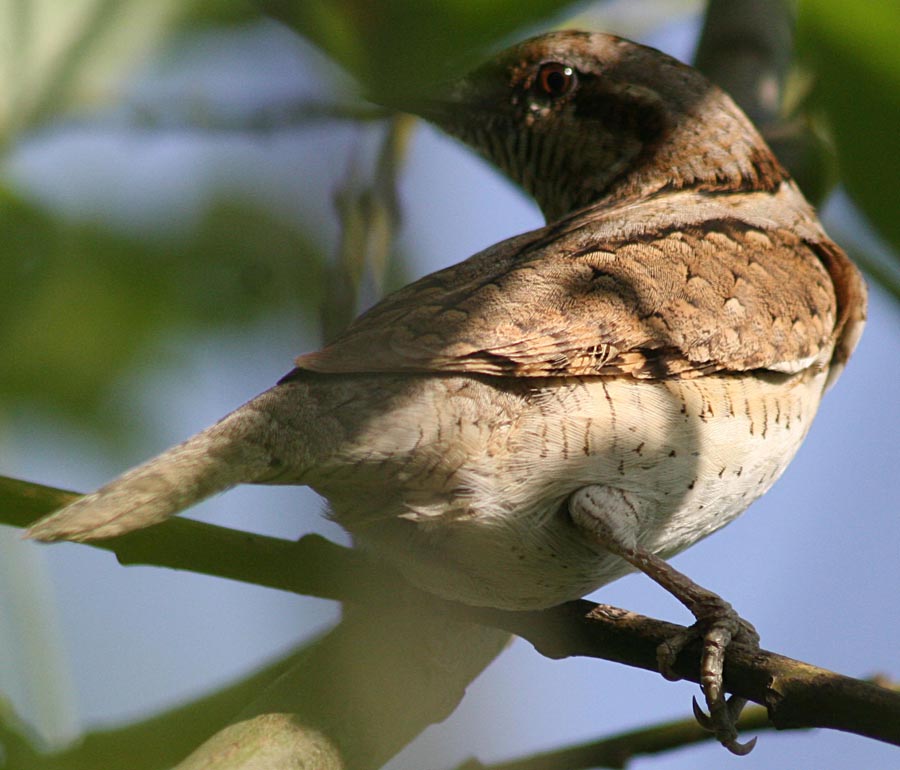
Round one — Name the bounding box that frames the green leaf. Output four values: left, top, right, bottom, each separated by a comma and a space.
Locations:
257, 0, 583, 98
798, 0, 900, 254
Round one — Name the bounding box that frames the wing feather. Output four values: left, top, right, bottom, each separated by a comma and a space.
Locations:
298, 204, 842, 380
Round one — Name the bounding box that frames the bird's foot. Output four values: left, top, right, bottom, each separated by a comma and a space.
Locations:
657, 597, 759, 755
567, 486, 760, 754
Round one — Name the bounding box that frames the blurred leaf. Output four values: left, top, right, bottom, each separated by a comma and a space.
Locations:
257, 0, 585, 98
798, 0, 900, 255
177, 0, 264, 29
0, 627, 325, 770
0, 189, 323, 428
0, 0, 265, 139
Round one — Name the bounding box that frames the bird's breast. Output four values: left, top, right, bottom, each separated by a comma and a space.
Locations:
310, 367, 828, 609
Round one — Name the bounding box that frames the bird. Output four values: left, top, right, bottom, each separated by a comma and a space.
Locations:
26, 30, 866, 754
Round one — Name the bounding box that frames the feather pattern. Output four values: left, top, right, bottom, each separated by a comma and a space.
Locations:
296, 185, 860, 382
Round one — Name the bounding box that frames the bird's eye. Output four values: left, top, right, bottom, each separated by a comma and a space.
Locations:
536, 62, 577, 98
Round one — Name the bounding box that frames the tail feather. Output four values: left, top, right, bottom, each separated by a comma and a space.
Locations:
26, 398, 283, 542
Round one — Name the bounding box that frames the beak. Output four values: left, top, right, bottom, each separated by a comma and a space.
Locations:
369, 53, 508, 126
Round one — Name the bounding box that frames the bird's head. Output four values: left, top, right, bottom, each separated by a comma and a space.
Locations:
397, 31, 786, 222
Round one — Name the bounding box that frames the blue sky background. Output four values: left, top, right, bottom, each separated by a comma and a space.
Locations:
1, 8, 897, 769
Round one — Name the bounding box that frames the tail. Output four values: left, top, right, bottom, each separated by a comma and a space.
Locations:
26, 392, 290, 543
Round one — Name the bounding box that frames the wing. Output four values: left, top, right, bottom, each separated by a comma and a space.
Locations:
296, 208, 849, 380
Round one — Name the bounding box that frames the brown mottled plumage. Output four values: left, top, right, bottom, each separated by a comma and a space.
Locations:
298, 214, 842, 379
26, 31, 866, 754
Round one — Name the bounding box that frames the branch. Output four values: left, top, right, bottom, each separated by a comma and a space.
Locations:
484, 605, 900, 747
4, 476, 899, 750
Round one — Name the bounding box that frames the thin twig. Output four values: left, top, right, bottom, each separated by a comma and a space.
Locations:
321, 114, 416, 341
457, 704, 774, 770
462, 676, 900, 770
122, 100, 390, 134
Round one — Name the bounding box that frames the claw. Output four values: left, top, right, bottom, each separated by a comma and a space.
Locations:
692, 695, 713, 729
725, 694, 749, 724
724, 735, 757, 756
693, 677, 754, 754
